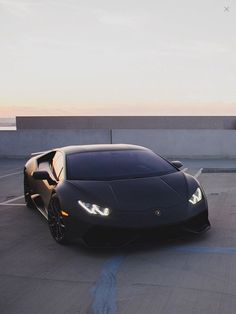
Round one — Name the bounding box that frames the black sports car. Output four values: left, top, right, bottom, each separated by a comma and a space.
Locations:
24, 144, 210, 245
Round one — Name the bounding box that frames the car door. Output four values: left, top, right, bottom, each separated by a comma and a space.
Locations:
41, 151, 65, 213
32, 152, 58, 212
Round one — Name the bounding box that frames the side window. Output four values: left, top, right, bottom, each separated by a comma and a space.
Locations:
52, 152, 64, 180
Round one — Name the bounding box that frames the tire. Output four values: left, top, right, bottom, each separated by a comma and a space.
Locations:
24, 172, 34, 209
48, 195, 71, 245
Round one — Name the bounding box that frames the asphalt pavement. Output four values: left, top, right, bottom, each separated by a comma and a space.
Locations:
1, 158, 236, 314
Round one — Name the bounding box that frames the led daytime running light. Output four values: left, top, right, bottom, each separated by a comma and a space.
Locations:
78, 200, 110, 216
189, 187, 202, 205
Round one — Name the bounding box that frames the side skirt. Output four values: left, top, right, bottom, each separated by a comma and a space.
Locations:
31, 194, 48, 220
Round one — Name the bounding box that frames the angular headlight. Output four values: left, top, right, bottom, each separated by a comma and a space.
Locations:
78, 200, 110, 216
189, 188, 202, 205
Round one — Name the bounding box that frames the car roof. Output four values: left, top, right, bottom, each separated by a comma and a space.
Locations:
57, 144, 149, 155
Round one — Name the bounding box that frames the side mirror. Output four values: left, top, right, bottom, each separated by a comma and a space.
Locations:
171, 161, 183, 169
32, 171, 56, 185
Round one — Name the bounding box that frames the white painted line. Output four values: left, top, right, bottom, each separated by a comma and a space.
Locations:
194, 168, 203, 179
0, 203, 25, 206
0, 171, 22, 179
182, 168, 188, 172
1, 195, 24, 205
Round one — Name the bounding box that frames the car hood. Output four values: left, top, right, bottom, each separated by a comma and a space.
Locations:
66, 171, 194, 212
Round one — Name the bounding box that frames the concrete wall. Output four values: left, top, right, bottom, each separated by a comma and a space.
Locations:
1, 129, 236, 158
112, 129, 236, 158
0, 129, 110, 158
16, 116, 236, 130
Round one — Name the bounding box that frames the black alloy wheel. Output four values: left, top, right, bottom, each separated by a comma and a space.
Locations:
48, 195, 70, 244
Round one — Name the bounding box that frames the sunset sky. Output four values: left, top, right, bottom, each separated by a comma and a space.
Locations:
0, 0, 236, 117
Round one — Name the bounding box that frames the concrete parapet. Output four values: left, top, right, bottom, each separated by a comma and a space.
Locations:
0, 128, 236, 158
16, 116, 236, 130
112, 129, 236, 158
0, 129, 110, 158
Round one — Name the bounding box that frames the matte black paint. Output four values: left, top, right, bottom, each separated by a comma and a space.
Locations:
24, 144, 210, 242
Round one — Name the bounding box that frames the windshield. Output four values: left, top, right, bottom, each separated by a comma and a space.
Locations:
66, 149, 177, 180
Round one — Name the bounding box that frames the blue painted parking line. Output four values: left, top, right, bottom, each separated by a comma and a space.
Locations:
91, 255, 125, 314
171, 246, 236, 254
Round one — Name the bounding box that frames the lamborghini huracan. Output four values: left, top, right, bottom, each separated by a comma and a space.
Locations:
24, 144, 210, 245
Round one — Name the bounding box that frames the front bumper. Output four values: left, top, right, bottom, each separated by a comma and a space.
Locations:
65, 200, 210, 245
66, 210, 210, 247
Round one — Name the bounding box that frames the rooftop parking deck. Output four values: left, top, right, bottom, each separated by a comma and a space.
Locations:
1, 158, 236, 314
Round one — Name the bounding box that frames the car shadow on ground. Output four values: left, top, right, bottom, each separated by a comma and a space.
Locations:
28, 203, 212, 259
67, 227, 211, 259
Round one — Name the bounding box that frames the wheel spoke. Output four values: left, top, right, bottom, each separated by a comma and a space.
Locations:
55, 225, 60, 240
48, 197, 66, 242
